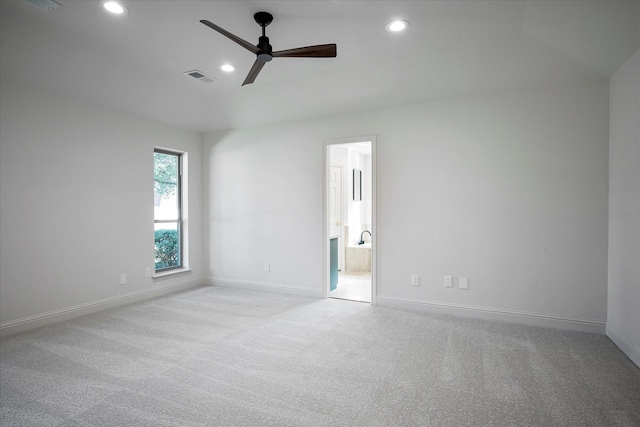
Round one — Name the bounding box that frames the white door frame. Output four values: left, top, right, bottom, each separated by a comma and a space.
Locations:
322, 135, 377, 305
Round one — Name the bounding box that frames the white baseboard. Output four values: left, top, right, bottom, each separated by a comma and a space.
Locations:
606, 324, 640, 368
376, 296, 606, 334
206, 277, 322, 299
0, 279, 204, 338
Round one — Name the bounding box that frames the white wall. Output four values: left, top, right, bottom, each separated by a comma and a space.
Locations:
346, 149, 370, 245
0, 80, 204, 333
607, 48, 640, 367
204, 82, 609, 331
362, 153, 372, 232
203, 125, 325, 295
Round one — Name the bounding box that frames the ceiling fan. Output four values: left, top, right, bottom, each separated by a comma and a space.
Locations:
200, 12, 337, 86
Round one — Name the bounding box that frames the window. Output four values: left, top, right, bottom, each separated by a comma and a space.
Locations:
154, 149, 182, 272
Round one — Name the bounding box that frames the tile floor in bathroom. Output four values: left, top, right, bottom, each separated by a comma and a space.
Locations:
330, 271, 372, 303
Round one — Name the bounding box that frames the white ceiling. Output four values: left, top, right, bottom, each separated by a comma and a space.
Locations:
1, 0, 638, 133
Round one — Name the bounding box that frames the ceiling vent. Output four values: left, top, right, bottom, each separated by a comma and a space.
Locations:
184, 70, 216, 83
24, 0, 61, 11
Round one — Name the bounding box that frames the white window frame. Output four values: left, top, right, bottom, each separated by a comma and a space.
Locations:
154, 148, 186, 274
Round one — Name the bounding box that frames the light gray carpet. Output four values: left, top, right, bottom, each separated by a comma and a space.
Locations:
1, 286, 639, 426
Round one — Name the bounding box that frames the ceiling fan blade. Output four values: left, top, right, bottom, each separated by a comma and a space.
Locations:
200, 20, 260, 54
272, 44, 337, 58
242, 60, 266, 86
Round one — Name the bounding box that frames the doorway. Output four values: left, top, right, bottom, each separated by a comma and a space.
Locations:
324, 136, 376, 304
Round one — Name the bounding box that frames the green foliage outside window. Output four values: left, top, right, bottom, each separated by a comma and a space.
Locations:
154, 152, 178, 199
155, 229, 179, 269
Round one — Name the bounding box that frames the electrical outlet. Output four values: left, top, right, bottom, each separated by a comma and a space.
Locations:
444, 276, 453, 288
144, 267, 151, 278
460, 277, 468, 290
120, 273, 127, 285
264, 262, 270, 272
411, 275, 419, 286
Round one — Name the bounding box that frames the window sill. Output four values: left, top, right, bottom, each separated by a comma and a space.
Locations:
153, 268, 192, 281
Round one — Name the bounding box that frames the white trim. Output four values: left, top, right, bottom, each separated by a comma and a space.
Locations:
371, 138, 377, 306
323, 144, 330, 300
376, 295, 606, 334
153, 268, 193, 280
323, 135, 377, 305
606, 324, 640, 368
0, 279, 203, 338
206, 277, 322, 299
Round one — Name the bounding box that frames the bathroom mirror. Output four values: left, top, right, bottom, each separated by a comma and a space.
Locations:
353, 169, 362, 201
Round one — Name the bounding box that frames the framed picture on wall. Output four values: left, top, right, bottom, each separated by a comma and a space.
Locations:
353, 169, 362, 201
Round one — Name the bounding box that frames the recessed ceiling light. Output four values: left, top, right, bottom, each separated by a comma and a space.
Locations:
101, 1, 128, 15
220, 64, 235, 72
386, 20, 409, 32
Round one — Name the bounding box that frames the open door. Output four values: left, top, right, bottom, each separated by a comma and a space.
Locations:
324, 136, 376, 304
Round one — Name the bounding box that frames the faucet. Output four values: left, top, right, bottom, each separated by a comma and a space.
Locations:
359, 230, 372, 245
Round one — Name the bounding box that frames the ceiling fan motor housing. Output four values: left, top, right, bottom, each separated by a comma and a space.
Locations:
257, 36, 273, 62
